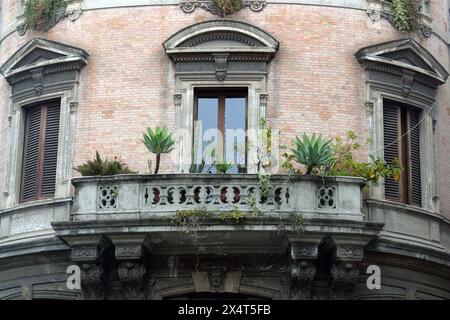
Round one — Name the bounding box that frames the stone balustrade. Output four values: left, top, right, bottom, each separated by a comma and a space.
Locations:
72, 174, 366, 221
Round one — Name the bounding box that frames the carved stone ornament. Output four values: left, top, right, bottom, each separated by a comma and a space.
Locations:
118, 261, 148, 300
330, 262, 360, 300
80, 263, 105, 300
289, 260, 316, 300
180, 0, 266, 15
207, 266, 227, 292
173, 93, 182, 109
401, 70, 415, 97
213, 53, 229, 81
30, 68, 44, 95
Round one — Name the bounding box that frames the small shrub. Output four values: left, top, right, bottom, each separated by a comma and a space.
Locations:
74, 151, 136, 176
24, 0, 66, 30
171, 208, 211, 232
392, 0, 421, 33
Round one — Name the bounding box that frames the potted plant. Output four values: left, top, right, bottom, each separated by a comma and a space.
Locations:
290, 133, 335, 174
74, 151, 136, 176
142, 126, 175, 174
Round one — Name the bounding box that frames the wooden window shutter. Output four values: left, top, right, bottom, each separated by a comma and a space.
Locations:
383, 103, 401, 202
408, 108, 422, 207
21, 101, 60, 202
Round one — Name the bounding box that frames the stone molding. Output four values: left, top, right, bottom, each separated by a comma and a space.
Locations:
179, 0, 266, 15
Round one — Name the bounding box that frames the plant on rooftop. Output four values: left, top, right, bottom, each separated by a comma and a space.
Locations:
24, 0, 66, 30
142, 126, 175, 174
74, 151, 136, 176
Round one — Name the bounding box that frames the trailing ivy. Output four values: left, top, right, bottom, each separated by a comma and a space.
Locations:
24, 0, 66, 30
392, 0, 421, 33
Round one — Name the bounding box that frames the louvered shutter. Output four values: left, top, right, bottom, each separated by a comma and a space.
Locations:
383, 103, 400, 201
21, 101, 60, 202
41, 104, 60, 197
409, 108, 422, 207
21, 107, 42, 202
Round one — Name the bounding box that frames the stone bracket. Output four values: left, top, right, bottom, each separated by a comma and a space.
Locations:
112, 236, 152, 300
213, 53, 229, 81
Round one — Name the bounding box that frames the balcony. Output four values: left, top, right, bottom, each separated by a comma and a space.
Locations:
71, 174, 366, 222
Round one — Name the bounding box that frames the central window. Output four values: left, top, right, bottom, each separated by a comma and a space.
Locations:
193, 88, 247, 173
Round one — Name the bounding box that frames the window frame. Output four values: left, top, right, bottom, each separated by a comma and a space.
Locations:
383, 99, 422, 206
20, 99, 61, 203
193, 88, 248, 171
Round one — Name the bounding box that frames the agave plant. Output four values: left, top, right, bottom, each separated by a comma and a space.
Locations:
215, 162, 233, 174
291, 133, 335, 174
142, 126, 175, 174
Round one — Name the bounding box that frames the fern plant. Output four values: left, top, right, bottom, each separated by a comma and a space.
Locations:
24, 0, 66, 30
142, 126, 175, 174
290, 133, 335, 174
392, 0, 421, 33
74, 151, 136, 176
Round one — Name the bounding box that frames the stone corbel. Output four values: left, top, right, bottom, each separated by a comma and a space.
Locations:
70, 237, 113, 300
330, 244, 365, 300
112, 235, 152, 300
287, 241, 319, 300
213, 53, 229, 81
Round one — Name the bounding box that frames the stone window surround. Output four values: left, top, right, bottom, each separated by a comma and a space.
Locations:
4, 90, 79, 208
365, 83, 437, 212
164, 19, 279, 173
0, 38, 88, 209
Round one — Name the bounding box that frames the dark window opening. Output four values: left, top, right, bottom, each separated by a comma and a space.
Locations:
193, 88, 247, 173
21, 99, 61, 203
383, 100, 422, 207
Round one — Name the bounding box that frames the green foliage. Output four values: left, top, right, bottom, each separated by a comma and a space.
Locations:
74, 151, 136, 176
189, 159, 206, 173
289, 213, 305, 234
290, 133, 335, 174
247, 193, 261, 217
258, 172, 272, 198
215, 162, 233, 174
258, 117, 273, 170
171, 208, 211, 232
392, 0, 421, 33
142, 126, 175, 174
219, 208, 246, 223
329, 131, 404, 183
212, 0, 243, 16
24, 0, 65, 30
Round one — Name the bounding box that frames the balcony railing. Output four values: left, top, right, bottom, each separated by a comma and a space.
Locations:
71, 174, 365, 221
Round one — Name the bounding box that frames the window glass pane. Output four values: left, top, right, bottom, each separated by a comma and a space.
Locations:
195, 98, 218, 172
225, 97, 246, 173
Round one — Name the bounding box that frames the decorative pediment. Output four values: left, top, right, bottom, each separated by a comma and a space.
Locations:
0, 38, 88, 81
164, 19, 278, 57
356, 38, 448, 88
164, 20, 278, 81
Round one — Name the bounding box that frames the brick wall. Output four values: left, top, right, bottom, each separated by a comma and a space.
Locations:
0, 2, 449, 216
